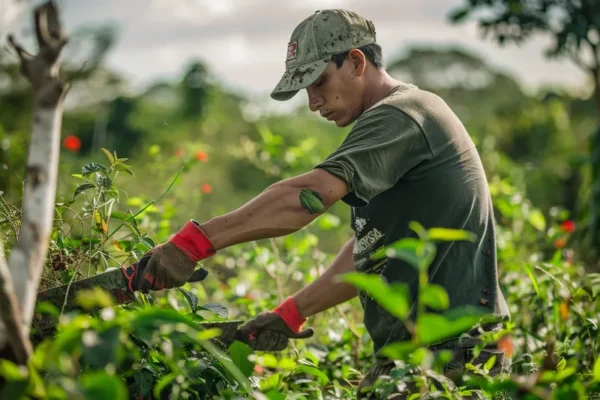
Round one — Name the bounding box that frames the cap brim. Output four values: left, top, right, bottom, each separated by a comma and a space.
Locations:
270, 56, 331, 101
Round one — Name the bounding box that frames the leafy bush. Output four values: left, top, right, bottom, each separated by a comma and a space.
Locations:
1, 146, 599, 400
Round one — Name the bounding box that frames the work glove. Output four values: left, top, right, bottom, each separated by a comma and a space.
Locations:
238, 297, 314, 349
121, 220, 216, 293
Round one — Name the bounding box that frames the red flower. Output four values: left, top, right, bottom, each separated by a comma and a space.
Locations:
560, 220, 575, 233
201, 184, 212, 194
554, 238, 566, 248
195, 151, 208, 162
63, 135, 81, 152
174, 148, 185, 158
497, 336, 514, 358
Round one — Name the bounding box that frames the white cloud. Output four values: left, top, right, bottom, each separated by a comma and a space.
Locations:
10, 0, 585, 100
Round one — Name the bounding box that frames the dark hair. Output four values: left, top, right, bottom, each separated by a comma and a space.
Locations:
330, 43, 383, 69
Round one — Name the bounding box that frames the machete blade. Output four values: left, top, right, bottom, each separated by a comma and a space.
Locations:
37, 267, 135, 313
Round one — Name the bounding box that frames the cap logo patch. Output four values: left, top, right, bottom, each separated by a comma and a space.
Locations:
286, 41, 297, 61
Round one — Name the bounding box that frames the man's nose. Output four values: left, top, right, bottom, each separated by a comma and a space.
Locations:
307, 88, 323, 112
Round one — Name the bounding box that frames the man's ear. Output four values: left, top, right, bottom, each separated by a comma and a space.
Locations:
348, 49, 366, 77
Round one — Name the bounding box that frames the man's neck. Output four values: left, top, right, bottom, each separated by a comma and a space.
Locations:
362, 69, 401, 112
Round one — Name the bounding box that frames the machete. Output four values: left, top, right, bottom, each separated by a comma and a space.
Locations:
33, 266, 288, 351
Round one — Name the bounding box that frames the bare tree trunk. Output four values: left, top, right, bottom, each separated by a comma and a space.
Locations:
0, 1, 69, 360
0, 242, 31, 364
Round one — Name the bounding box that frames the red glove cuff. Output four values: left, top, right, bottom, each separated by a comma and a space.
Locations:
274, 297, 306, 333
170, 220, 216, 262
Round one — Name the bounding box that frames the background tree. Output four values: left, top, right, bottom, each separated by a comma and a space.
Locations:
449, 0, 600, 258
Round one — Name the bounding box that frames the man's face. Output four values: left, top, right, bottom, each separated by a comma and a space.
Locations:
305, 56, 365, 127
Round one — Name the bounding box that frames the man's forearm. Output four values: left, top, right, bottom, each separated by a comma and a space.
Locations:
198, 170, 347, 251
292, 238, 357, 318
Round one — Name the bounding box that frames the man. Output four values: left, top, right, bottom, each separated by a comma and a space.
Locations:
126, 9, 510, 398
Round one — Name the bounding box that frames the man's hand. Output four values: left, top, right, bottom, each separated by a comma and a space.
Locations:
121, 220, 216, 293
238, 297, 314, 349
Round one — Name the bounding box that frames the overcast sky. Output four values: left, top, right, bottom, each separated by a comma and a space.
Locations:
2, 0, 587, 106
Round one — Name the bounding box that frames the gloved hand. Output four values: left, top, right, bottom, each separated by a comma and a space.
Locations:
238, 297, 314, 349
121, 220, 216, 293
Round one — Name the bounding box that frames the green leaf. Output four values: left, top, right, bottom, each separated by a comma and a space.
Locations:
178, 288, 198, 312
82, 163, 107, 176
134, 367, 156, 398
524, 264, 541, 297
94, 173, 112, 189
409, 221, 427, 239
339, 272, 410, 320
75, 287, 114, 310
421, 283, 449, 310
153, 373, 177, 399
371, 238, 436, 272
199, 302, 229, 318
101, 148, 115, 164
417, 307, 490, 345
427, 228, 477, 242
80, 372, 127, 400
528, 209, 546, 231
139, 236, 156, 250
0, 359, 28, 381
295, 365, 329, 385
484, 355, 497, 372
557, 358, 567, 371
81, 326, 120, 370
379, 341, 417, 360
112, 163, 135, 176
265, 390, 287, 400
299, 188, 325, 214
594, 357, 600, 382
229, 340, 255, 377
74, 183, 95, 198
131, 308, 199, 337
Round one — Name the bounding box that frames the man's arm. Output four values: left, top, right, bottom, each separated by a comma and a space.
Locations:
198, 168, 349, 251
293, 237, 357, 318
236, 237, 358, 342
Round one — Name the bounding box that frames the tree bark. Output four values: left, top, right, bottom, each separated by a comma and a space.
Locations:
0, 1, 69, 360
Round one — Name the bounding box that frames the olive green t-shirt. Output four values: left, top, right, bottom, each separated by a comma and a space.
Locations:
315, 82, 510, 353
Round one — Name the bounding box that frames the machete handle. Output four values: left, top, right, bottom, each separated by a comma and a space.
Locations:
187, 268, 209, 282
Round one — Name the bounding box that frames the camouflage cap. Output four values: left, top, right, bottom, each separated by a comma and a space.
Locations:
271, 9, 377, 101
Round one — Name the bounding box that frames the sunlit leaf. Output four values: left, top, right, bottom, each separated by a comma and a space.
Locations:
379, 341, 417, 360
417, 306, 491, 345
524, 264, 541, 297
427, 228, 477, 242
0, 359, 28, 381
339, 272, 410, 320
528, 209, 546, 231
112, 163, 135, 176
593, 357, 600, 382
295, 365, 329, 385
484, 355, 497, 372
421, 283, 449, 310
75, 287, 114, 310
229, 340, 255, 377
101, 148, 115, 164
371, 238, 436, 271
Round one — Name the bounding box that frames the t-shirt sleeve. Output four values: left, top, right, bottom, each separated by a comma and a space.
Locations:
314, 105, 433, 207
